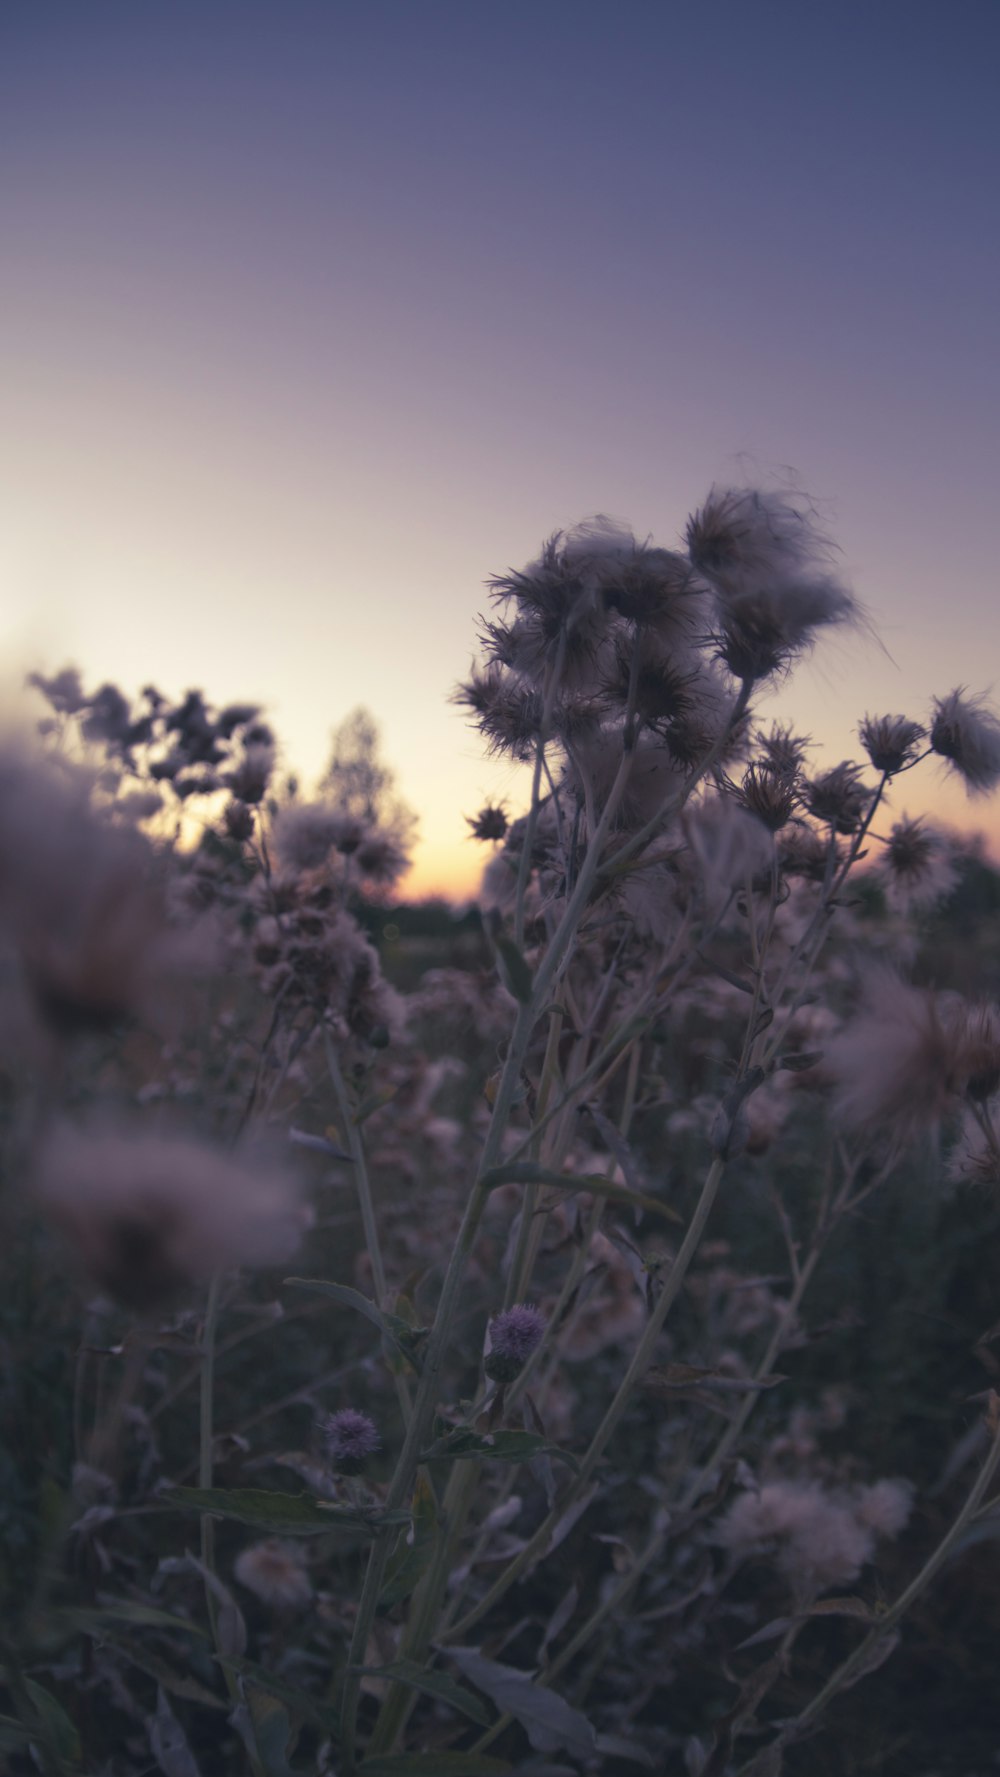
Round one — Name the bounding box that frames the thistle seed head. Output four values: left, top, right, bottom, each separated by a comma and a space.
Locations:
859, 714, 925, 776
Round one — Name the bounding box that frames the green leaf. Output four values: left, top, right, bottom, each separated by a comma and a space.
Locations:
359, 1757, 511, 1776
495, 936, 534, 1004
353, 1658, 492, 1727
419, 1428, 578, 1472
160, 1485, 408, 1537
479, 1162, 681, 1224
241, 1688, 296, 1777
447, 1648, 596, 1760
23, 1678, 83, 1764
70, 1601, 209, 1637
379, 1474, 437, 1609
284, 1279, 427, 1370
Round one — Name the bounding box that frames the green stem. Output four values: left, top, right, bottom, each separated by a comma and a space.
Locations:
323, 1030, 412, 1426
198, 1275, 266, 1777
199, 1272, 222, 1585
443, 1151, 727, 1645
339, 743, 641, 1766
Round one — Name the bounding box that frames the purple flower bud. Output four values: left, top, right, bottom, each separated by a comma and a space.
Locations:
484, 1303, 546, 1384
321, 1408, 381, 1475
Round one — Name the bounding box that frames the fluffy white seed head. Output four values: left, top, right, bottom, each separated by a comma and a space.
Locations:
34, 1126, 309, 1310
929, 689, 1000, 796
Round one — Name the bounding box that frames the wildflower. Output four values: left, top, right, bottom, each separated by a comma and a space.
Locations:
34, 1127, 309, 1310
733, 761, 797, 833
353, 831, 409, 887
803, 762, 872, 834
234, 1540, 313, 1609
216, 702, 261, 737
224, 800, 255, 842
599, 543, 703, 641
322, 1408, 381, 1474
947, 1106, 1000, 1189
778, 822, 836, 881
600, 632, 700, 734
687, 487, 857, 681
453, 667, 544, 762
271, 802, 341, 870
467, 804, 508, 842
717, 1476, 906, 1596
929, 689, 1000, 795
80, 682, 132, 748
755, 722, 811, 778
484, 525, 615, 690
948, 1002, 1000, 1101
859, 714, 925, 776
822, 975, 974, 1150
227, 740, 275, 806
0, 748, 203, 1036
853, 1478, 914, 1537
684, 796, 775, 914
28, 666, 87, 715
877, 817, 958, 914
484, 1303, 546, 1382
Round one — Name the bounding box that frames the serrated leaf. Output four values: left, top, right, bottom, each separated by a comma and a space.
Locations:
22, 1680, 81, 1766
359, 1757, 511, 1775
479, 1162, 680, 1223
353, 1659, 491, 1727
379, 1474, 437, 1609
420, 1428, 578, 1472
284, 1279, 427, 1369
446, 1649, 596, 1759
161, 1485, 407, 1536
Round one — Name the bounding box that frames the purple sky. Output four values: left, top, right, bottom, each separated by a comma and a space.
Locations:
3, 1, 999, 894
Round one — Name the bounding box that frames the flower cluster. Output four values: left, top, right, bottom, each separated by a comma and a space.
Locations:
718, 1475, 912, 1597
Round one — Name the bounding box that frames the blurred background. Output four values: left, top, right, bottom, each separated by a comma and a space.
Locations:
3, 0, 999, 897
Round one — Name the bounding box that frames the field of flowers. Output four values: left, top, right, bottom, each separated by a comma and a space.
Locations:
4, 488, 1000, 1776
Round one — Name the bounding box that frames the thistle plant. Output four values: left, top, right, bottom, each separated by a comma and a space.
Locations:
5, 488, 1000, 1774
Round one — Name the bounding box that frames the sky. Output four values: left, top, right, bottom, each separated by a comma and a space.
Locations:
3, 0, 1000, 898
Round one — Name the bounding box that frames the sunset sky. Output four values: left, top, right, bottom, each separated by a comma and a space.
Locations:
3, 1, 999, 898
